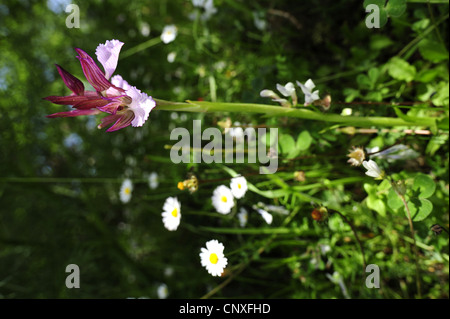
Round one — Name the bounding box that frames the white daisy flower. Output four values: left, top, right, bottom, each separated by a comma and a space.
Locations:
257, 208, 273, 225
162, 197, 181, 231
296, 79, 320, 106
200, 239, 228, 277
119, 178, 133, 203
362, 160, 385, 179
157, 283, 169, 299
161, 25, 178, 44
237, 207, 248, 227
230, 176, 248, 199
148, 172, 159, 189
212, 185, 235, 214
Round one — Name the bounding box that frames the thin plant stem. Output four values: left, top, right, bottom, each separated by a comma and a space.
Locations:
399, 194, 422, 299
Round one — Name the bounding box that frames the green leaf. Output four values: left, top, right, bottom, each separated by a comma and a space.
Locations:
415, 68, 440, 83
387, 57, 416, 82
364, 183, 377, 196
367, 196, 387, 216
407, 198, 433, 221
279, 133, 296, 155
385, 0, 407, 17
368, 67, 380, 85
370, 35, 394, 50
387, 188, 404, 210
296, 131, 313, 151
431, 82, 449, 107
426, 134, 449, 156
357, 74, 372, 90
419, 39, 449, 63
412, 173, 435, 199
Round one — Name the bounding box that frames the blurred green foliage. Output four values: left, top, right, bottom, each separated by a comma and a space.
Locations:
0, 0, 448, 299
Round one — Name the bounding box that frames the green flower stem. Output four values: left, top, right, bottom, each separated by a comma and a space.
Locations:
399, 193, 422, 299
119, 37, 162, 59
390, 175, 423, 299
154, 99, 439, 129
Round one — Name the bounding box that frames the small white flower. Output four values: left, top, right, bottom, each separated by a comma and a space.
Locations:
162, 197, 181, 231
341, 108, 352, 116
167, 51, 177, 63
265, 205, 289, 215
148, 172, 159, 189
120, 178, 133, 203
276, 82, 298, 105
157, 283, 169, 299
260, 89, 290, 107
362, 160, 384, 179
140, 22, 150, 37
260, 89, 279, 99
296, 79, 320, 106
212, 185, 235, 214
237, 207, 248, 227
230, 176, 248, 199
252, 11, 266, 31
320, 244, 331, 255
161, 25, 178, 44
164, 266, 174, 277
257, 208, 273, 225
200, 239, 228, 277
366, 146, 380, 154
202, 0, 218, 20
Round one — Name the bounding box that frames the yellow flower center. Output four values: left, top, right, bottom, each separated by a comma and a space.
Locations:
171, 208, 178, 217
238, 183, 241, 189
221, 196, 227, 203
124, 188, 131, 195
209, 253, 218, 264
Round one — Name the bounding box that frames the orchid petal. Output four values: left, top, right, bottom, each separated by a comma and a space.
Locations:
46, 109, 101, 118
105, 111, 135, 132
126, 86, 156, 127
75, 48, 112, 92
111, 75, 131, 91
55, 64, 84, 95
95, 40, 124, 80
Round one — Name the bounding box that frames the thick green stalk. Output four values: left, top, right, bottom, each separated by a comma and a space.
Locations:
154, 99, 439, 129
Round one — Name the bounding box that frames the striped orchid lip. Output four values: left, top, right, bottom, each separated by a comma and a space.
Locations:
44, 40, 156, 132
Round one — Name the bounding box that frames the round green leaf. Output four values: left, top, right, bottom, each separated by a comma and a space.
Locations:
385, 0, 407, 17
387, 188, 403, 210
367, 196, 386, 216
279, 133, 296, 155
419, 39, 449, 63
387, 57, 416, 82
406, 198, 433, 222
296, 131, 312, 151
412, 173, 435, 199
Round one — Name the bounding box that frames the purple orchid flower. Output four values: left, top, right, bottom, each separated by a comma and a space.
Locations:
44, 40, 156, 132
